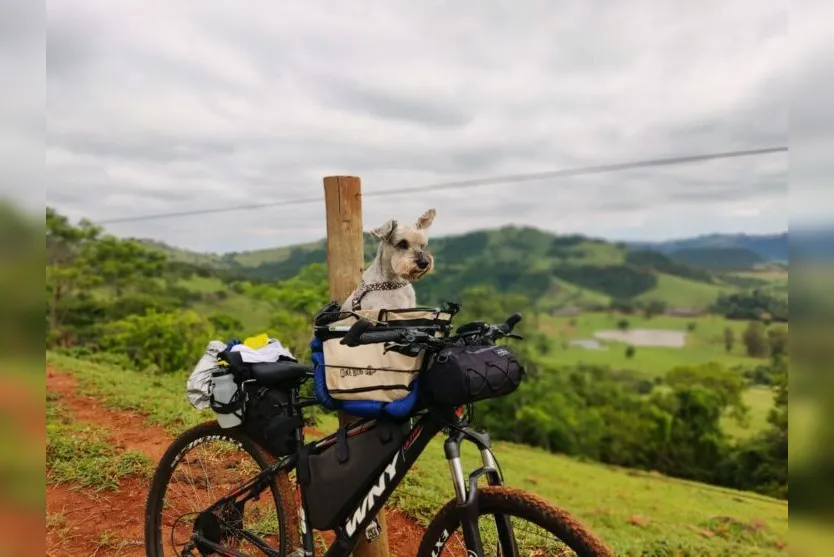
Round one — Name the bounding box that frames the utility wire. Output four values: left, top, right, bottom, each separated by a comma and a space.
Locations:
97, 146, 787, 225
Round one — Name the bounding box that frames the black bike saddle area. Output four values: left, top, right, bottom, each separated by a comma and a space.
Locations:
218, 350, 312, 388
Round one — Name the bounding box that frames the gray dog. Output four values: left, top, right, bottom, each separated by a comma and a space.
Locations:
342, 208, 436, 312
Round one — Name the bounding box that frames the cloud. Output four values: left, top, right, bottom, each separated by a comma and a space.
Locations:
34, 0, 812, 252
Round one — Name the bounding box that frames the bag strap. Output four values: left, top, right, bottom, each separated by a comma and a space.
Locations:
297, 445, 311, 485
264, 414, 303, 438
335, 426, 349, 463
375, 420, 394, 443
209, 390, 245, 414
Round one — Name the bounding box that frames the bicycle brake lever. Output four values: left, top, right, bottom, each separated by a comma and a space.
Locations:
382, 342, 404, 354
506, 333, 524, 340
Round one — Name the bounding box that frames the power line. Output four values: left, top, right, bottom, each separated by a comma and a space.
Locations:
97, 146, 787, 225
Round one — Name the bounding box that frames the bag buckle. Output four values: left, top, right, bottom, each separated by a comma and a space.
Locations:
365, 518, 381, 542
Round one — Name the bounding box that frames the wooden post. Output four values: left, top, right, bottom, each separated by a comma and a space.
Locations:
323, 176, 391, 557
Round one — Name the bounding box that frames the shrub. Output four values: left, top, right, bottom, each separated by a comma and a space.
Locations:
101, 309, 214, 373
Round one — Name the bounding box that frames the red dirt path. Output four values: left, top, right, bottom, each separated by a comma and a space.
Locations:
45, 367, 426, 556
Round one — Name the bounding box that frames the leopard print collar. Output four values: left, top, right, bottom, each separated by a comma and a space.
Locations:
351, 279, 409, 310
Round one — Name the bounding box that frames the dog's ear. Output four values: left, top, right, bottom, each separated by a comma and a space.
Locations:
415, 208, 436, 230
371, 218, 397, 241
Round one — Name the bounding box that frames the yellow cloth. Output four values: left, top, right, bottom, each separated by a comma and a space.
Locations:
242, 333, 270, 350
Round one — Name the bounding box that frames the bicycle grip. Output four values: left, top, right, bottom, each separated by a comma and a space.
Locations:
505, 312, 522, 330
341, 318, 372, 346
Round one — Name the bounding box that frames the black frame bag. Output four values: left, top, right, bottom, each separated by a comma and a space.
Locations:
297, 418, 408, 531
420, 344, 525, 407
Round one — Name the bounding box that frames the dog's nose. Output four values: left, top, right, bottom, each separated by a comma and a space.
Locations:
416, 254, 429, 269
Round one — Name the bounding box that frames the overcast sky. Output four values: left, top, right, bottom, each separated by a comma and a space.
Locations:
24, 1, 827, 252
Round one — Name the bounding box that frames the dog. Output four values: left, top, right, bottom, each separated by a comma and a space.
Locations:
342, 208, 436, 312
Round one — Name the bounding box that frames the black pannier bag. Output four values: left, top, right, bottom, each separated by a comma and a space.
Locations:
297, 418, 409, 532
241, 383, 303, 457
420, 344, 526, 407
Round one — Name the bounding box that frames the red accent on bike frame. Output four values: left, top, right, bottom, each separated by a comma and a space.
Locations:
455, 406, 464, 417
402, 424, 423, 452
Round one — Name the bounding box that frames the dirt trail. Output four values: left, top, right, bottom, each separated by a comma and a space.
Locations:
45, 367, 426, 556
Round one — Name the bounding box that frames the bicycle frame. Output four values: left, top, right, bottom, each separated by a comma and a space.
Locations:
191, 386, 517, 557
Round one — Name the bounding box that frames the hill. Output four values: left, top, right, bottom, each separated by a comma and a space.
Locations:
668, 247, 765, 270
140, 226, 752, 311
627, 232, 789, 262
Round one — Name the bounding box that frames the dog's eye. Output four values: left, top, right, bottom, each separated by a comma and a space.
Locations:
396, 240, 409, 250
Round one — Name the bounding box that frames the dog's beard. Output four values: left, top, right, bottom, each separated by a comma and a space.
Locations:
391, 255, 433, 281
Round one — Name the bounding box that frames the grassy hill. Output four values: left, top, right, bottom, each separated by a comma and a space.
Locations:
47, 351, 789, 556
140, 226, 766, 311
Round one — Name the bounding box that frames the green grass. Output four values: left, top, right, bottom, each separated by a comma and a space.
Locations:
46, 393, 153, 491
538, 312, 764, 376
192, 293, 276, 333
722, 386, 776, 440
179, 275, 226, 293
394, 439, 787, 556
567, 240, 626, 265
636, 274, 731, 309
537, 277, 612, 311
47, 351, 787, 555
227, 239, 327, 267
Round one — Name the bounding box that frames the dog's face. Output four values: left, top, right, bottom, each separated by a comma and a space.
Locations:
371, 208, 436, 281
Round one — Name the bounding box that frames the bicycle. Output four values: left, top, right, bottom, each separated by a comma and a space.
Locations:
144, 311, 615, 556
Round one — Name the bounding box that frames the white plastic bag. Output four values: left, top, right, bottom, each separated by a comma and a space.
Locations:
186, 340, 228, 410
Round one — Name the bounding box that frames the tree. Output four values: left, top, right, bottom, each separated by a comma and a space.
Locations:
742, 321, 769, 358
723, 327, 735, 353
46, 208, 103, 345
718, 360, 787, 499
617, 319, 630, 331
643, 300, 667, 319
767, 326, 788, 360
46, 208, 168, 347
665, 362, 749, 426
625, 345, 636, 359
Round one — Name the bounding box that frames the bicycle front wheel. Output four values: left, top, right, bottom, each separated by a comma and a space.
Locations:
417, 486, 614, 557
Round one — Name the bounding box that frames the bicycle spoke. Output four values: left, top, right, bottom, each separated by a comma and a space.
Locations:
158, 435, 281, 556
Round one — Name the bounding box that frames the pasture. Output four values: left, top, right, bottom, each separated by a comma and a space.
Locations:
539, 312, 767, 376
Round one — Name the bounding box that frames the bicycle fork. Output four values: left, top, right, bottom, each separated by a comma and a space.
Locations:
444, 428, 519, 557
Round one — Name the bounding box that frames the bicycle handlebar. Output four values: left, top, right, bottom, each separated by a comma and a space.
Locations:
339, 312, 523, 348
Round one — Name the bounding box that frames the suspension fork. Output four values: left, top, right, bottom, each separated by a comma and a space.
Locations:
444, 427, 519, 557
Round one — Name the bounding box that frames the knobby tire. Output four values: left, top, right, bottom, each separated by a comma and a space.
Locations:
416, 486, 615, 557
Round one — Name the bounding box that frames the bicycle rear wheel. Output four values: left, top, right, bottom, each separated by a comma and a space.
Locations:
144, 421, 288, 556
416, 486, 614, 557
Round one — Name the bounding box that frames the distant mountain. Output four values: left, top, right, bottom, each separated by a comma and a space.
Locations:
626, 232, 789, 262
667, 247, 765, 271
